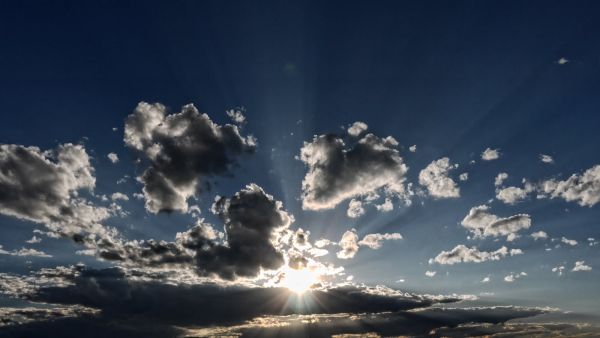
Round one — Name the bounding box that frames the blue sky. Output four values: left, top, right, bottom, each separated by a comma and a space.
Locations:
1, 1, 600, 336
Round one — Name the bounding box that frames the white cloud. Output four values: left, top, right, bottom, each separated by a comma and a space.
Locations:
409, 145, 417, 153
481, 276, 490, 283
459, 173, 469, 181
107, 152, 119, 163
347, 199, 365, 218
425, 271, 436, 277
481, 148, 500, 161
347, 121, 368, 136
504, 272, 527, 282
561, 237, 578, 246
0, 246, 52, 258
539, 154, 554, 164
110, 192, 129, 202
531, 231, 548, 240
226, 108, 246, 124
495, 172, 508, 187
496, 186, 531, 205
337, 230, 359, 259
557, 57, 569, 65
461, 205, 531, 241
358, 233, 402, 249
572, 261, 591, 272
375, 198, 393, 212
25, 236, 42, 244
538, 165, 600, 207
431, 245, 522, 265
552, 266, 565, 276
418, 157, 460, 198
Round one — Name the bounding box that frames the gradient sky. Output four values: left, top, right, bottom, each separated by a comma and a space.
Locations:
1, 1, 600, 337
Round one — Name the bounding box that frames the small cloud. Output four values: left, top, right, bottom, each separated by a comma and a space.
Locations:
504, 272, 527, 282
409, 145, 417, 153
481, 148, 500, 161
347, 199, 365, 218
495, 172, 508, 187
531, 231, 548, 240
112, 127, 118, 132
572, 261, 592, 272
107, 152, 119, 163
481, 276, 490, 283
539, 154, 554, 164
561, 237, 578, 246
459, 173, 469, 181
425, 270, 436, 277
111, 192, 129, 202
25, 236, 42, 244
552, 266, 565, 276
347, 121, 368, 137
557, 57, 569, 65
226, 107, 246, 124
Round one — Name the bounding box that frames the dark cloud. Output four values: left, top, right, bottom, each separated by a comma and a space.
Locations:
124, 102, 256, 213
95, 184, 293, 281
300, 132, 409, 210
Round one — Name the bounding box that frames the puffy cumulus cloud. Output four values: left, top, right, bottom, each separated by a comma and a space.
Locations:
109, 184, 293, 281
538, 165, 600, 207
299, 132, 409, 210
0, 143, 119, 249
337, 230, 360, 259
481, 147, 500, 161
346, 198, 365, 218
347, 121, 368, 136
226, 107, 246, 124
110, 192, 129, 201
430, 245, 523, 265
572, 261, 592, 272
459, 172, 469, 181
124, 102, 256, 213
358, 233, 402, 249
504, 272, 527, 282
461, 205, 531, 241
540, 154, 554, 164
375, 198, 393, 212
409, 145, 417, 152
495, 185, 532, 204
107, 152, 119, 163
495, 172, 508, 187
418, 157, 460, 198
531, 231, 548, 240
335, 230, 403, 259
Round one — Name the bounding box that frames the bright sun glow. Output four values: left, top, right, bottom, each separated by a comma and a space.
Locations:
280, 267, 319, 294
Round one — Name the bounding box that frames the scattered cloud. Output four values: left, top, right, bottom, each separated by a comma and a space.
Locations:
226, 107, 246, 124
531, 231, 548, 240
107, 152, 119, 163
461, 205, 531, 241
540, 154, 554, 164
538, 164, 600, 207
347, 121, 368, 136
504, 272, 527, 282
561, 237, 578, 246
495, 172, 508, 187
481, 148, 500, 161
409, 145, 417, 152
557, 57, 569, 65
124, 102, 256, 213
346, 199, 365, 218
425, 270, 436, 277
459, 172, 469, 181
299, 132, 409, 210
418, 157, 460, 198
572, 261, 592, 272
431, 245, 522, 265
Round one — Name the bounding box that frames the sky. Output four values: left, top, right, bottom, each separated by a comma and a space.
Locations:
1, 1, 600, 337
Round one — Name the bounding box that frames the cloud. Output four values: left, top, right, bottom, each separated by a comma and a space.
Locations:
336, 230, 403, 259
557, 57, 569, 65
110, 192, 129, 201
459, 172, 469, 181
481, 276, 490, 283
538, 164, 600, 207
540, 154, 554, 164
496, 185, 531, 204
531, 231, 548, 240
425, 271, 436, 277
409, 145, 417, 152
299, 132, 409, 210
375, 198, 393, 212
431, 245, 522, 265
572, 261, 592, 272
552, 265, 565, 276
26, 235, 42, 244
0, 246, 52, 257
226, 107, 246, 124
495, 172, 508, 187
461, 205, 531, 241
504, 272, 527, 282
481, 147, 500, 161
0, 305, 99, 328
346, 198, 365, 218
124, 102, 256, 213
107, 152, 119, 163
337, 230, 359, 259
418, 157, 460, 198
347, 121, 368, 136
561, 237, 578, 246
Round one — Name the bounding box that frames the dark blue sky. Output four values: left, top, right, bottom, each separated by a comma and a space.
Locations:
2, 1, 600, 334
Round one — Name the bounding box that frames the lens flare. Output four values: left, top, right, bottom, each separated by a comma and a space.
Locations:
280, 267, 318, 294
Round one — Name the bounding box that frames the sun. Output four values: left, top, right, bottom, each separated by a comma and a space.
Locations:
280, 267, 319, 294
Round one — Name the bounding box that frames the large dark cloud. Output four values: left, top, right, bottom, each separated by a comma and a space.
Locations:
299, 131, 409, 210
124, 102, 256, 213
97, 184, 293, 280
